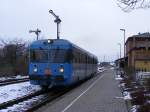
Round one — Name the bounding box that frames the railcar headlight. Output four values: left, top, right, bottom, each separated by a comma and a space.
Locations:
47, 39, 53, 44
33, 68, 38, 72
59, 68, 64, 73
48, 39, 51, 43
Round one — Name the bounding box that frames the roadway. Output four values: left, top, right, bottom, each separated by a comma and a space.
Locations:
35, 68, 128, 112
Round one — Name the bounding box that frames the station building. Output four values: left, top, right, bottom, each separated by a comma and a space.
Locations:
126, 32, 150, 72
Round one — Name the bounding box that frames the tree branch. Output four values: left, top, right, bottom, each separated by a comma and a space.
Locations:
117, 0, 150, 12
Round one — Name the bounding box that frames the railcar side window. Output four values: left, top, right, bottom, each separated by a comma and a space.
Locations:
50, 49, 68, 63
66, 50, 73, 63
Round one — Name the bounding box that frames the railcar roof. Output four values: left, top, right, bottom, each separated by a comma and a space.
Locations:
30, 39, 71, 46
30, 39, 97, 59
71, 42, 97, 59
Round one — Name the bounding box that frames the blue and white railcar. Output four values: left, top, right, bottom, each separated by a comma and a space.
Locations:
29, 39, 98, 88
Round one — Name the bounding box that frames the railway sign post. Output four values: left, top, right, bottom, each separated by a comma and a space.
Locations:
49, 10, 61, 40
29, 28, 41, 40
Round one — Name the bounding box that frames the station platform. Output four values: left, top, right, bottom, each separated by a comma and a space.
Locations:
35, 68, 128, 112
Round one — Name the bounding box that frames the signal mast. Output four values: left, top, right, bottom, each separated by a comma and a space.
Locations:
29, 28, 41, 40
49, 10, 61, 40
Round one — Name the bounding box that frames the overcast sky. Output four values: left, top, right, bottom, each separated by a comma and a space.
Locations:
0, 0, 150, 61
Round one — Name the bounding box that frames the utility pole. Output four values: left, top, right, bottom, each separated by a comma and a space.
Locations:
49, 10, 61, 40
29, 28, 41, 40
104, 55, 106, 62
120, 29, 126, 58
118, 43, 121, 59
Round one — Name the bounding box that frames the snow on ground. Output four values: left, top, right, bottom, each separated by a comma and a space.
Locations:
110, 67, 114, 70
0, 82, 41, 104
130, 105, 139, 112
115, 91, 132, 100
1, 94, 46, 112
115, 75, 123, 80
0, 75, 29, 82
118, 83, 125, 88
123, 91, 132, 100
15, 75, 29, 79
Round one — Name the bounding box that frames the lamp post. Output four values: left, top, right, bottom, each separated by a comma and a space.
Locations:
118, 43, 121, 59
120, 29, 126, 58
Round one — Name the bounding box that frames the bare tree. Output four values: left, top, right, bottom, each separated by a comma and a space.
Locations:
117, 0, 150, 12
0, 38, 28, 76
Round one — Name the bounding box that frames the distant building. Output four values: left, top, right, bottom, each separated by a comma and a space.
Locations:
115, 58, 125, 68
126, 32, 150, 71
100, 62, 110, 67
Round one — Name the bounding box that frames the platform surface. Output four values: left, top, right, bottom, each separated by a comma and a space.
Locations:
35, 68, 128, 112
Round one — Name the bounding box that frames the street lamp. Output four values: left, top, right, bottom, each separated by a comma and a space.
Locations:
120, 29, 126, 58
117, 43, 121, 59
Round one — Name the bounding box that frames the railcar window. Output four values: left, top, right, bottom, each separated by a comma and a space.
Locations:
30, 49, 73, 63
30, 50, 48, 62
50, 49, 70, 63
66, 50, 73, 63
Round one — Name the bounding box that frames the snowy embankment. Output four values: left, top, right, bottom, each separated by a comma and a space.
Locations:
0, 82, 41, 104
115, 74, 132, 100
0, 75, 29, 82
115, 74, 123, 80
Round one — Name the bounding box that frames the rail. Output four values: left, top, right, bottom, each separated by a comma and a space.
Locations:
0, 78, 29, 86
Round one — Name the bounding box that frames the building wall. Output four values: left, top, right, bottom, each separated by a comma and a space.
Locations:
135, 60, 150, 71
135, 50, 150, 59
126, 36, 150, 71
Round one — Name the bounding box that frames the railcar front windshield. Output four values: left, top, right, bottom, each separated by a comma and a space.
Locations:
30, 50, 48, 62
30, 49, 72, 63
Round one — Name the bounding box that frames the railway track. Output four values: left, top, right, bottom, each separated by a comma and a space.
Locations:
0, 87, 71, 112
26, 75, 99, 112
0, 74, 100, 112
0, 78, 29, 86
0, 89, 46, 111
26, 88, 70, 112
0, 76, 95, 112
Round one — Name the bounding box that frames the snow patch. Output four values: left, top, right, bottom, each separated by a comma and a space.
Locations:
130, 105, 138, 112
115, 75, 123, 80
0, 82, 40, 104
123, 91, 132, 100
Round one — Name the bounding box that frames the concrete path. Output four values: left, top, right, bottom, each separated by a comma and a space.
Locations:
35, 69, 127, 112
